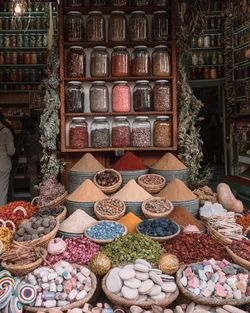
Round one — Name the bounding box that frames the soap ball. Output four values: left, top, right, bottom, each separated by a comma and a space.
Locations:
90, 252, 111, 276
183, 224, 200, 233
158, 253, 179, 275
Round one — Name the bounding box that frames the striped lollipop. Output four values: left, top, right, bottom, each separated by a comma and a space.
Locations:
9, 296, 23, 313
17, 285, 37, 305
0, 271, 11, 279
0, 285, 12, 309
0, 276, 15, 290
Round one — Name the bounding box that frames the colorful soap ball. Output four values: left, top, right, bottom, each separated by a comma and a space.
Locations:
158, 253, 180, 275
90, 253, 111, 276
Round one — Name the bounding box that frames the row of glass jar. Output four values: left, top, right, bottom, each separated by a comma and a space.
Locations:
66, 80, 172, 113
0, 69, 45, 82
68, 116, 172, 149
65, 10, 169, 43
0, 84, 39, 91
234, 28, 250, 47
0, 2, 57, 12
234, 46, 250, 64
234, 64, 250, 80
0, 51, 46, 65
0, 16, 56, 31
0, 33, 48, 48
66, 45, 170, 78
66, 0, 168, 6
191, 51, 224, 66
189, 66, 224, 80
191, 34, 223, 49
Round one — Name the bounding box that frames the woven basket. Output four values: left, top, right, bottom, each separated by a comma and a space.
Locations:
149, 168, 189, 184
1, 248, 47, 276
84, 221, 127, 245
57, 206, 67, 222
24, 271, 97, 312
141, 197, 174, 219
138, 174, 166, 194
136, 219, 181, 242
13, 219, 59, 248
93, 169, 122, 194
225, 246, 250, 270
176, 263, 250, 306
94, 199, 126, 221
31, 191, 68, 209
102, 270, 179, 308
206, 223, 233, 246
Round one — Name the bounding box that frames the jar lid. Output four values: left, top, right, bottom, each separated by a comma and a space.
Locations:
93, 46, 107, 49
92, 81, 106, 84
154, 45, 168, 49
69, 46, 84, 50
155, 80, 169, 83
111, 10, 125, 14
113, 46, 127, 49
154, 10, 167, 14
89, 11, 103, 14
68, 11, 82, 14
131, 11, 146, 14
93, 117, 108, 120
72, 117, 86, 121
114, 81, 128, 84
156, 116, 170, 119
114, 116, 128, 119
134, 45, 147, 49
136, 80, 150, 83
135, 116, 149, 119
68, 81, 83, 85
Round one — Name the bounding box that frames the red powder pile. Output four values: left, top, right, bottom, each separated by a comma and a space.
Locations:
112, 152, 146, 171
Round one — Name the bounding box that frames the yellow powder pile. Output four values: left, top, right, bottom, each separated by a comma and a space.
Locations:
158, 178, 197, 202
71, 153, 105, 172
67, 179, 107, 202
118, 212, 142, 233
59, 209, 96, 233
151, 153, 187, 170
113, 179, 151, 202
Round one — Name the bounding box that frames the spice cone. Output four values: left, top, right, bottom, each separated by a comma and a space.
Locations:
113, 179, 151, 202
151, 153, 187, 170
158, 178, 197, 202
59, 209, 96, 233
67, 179, 107, 202
71, 153, 105, 173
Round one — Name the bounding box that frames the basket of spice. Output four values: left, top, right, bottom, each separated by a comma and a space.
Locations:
93, 169, 122, 194
138, 174, 166, 194
141, 197, 173, 219
35, 205, 67, 223
136, 218, 180, 242
1, 243, 47, 276
225, 238, 250, 270
94, 198, 126, 221
84, 220, 127, 245
13, 216, 59, 248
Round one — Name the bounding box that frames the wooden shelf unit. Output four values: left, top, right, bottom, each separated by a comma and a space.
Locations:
59, 1, 178, 153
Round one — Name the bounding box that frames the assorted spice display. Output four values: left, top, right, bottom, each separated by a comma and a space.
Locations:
113, 152, 146, 171
179, 259, 249, 299
200, 201, 227, 219
111, 117, 131, 148
144, 198, 173, 214
230, 238, 250, 261
102, 233, 162, 265
69, 117, 88, 149
35, 206, 65, 219
118, 212, 142, 234
193, 185, 217, 206
162, 233, 229, 264
71, 153, 104, 173
150, 153, 187, 171
105, 259, 177, 301
95, 198, 125, 219
137, 218, 179, 238
113, 179, 151, 202
86, 221, 126, 241
236, 213, 250, 233
0, 226, 13, 253
139, 174, 165, 187
94, 170, 120, 187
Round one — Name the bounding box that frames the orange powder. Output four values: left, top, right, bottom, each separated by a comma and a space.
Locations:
151, 153, 187, 170
118, 212, 142, 233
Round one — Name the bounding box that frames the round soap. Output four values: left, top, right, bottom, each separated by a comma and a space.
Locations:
135, 272, 149, 281
149, 272, 163, 286
124, 278, 142, 289
18, 284, 37, 304
148, 285, 161, 297
138, 280, 154, 294
121, 286, 138, 300
161, 282, 177, 293
134, 264, 150, 273
135, 259, 152, 269
119, 269, 135, 281
151, 292, 166, 300
0, 285, 12, 309
0, 276, 15, 289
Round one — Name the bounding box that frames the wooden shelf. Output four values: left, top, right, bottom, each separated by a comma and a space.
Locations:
0, 47, 47, 50
189, 64, 224, 68
64, 76, 173, 82
64, 41, 171, 48
190, 47, 223, 51
0, 82, 41, 84
63, 6, 171, 14
62, 147, 177, 153
0, 29, 48, 33
0, 64, 46, 68
65, 111, 173, 117
234, 59, 250, 67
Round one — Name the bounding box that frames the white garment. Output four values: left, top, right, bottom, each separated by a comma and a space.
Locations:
0, 122, 15, 206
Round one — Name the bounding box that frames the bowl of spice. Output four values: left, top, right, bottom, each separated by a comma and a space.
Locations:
94, 198, 126, 221
93, 169, 122, 194
136, 218, 180, 242
138, 174, 166, 194
142, 197, 173, 219
35, 205, 67, 223
84, 221, 127, 244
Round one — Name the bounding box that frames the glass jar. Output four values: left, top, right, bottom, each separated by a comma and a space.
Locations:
110, 0, 128, 6
66, 46, 86, 77
24, 52, 31, 64
112, 81, 131, 112
111, 46, 130, 77
132, 116, 151, 147
109, 11, 127, 42
112, 117, 131, 147
90, 46, 109, 77
153, 80, 171, 111
153, 0, 168, 6
64, 11, 83, 42
131, 46, 150, 76
92, 0, 107, 6
91, 117, 110, 148
90, 81, 109, 113
67, 0, 82, 6
65, 81, 84, 113
152, 45, 171, 77
132, 0, 150, 6
133, 80, 152, 112
30, 52, 37, 64
10, 52, 17, 64
153, 116, 172, 147
69, 117, 88, 149
129, 11, 148, 42
152, 11, 168, 41
86, 11, 105, 42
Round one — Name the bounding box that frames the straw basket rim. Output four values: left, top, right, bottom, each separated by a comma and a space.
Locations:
84, 220, 127, 244
94, 198, 126, 221
176, 263, 250, 305
225, 246, 250, 271
31, 191, 68, 209
206, 223, 233, 246
56, 205, 67, 222
102, 269, 179, 308
24, 271, 97, 312
93, 169, 122, 194
141, 197, 174, 219
138, 174, 166, 194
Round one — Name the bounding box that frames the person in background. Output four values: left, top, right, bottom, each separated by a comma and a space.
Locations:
0, 112, 15, 206
20, 116, 42, 198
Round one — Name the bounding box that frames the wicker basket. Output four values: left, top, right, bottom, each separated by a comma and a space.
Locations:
1, 248, 47, 276
13, 219, 59, 248
141, 197, 174, 219
119, 169, 149, 186
24, 271, 97, 312
176, 263, 250, 306
149, 168, 189, 184
206, 223, 232, 246
31, 191, 68, 209
102, 270, 179, 308
94, 199, 126, 221
56, 206, 67, 222
136, 219, 180, 242
84, 221, 127, 245
138, 174, 166, 194
225, 246, 250, 270
93, 169, 122, 194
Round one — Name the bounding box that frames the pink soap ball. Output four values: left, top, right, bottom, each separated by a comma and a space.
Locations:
183, 224, 200, 233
